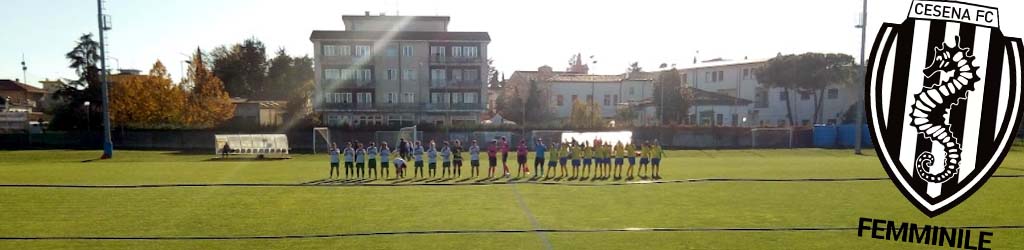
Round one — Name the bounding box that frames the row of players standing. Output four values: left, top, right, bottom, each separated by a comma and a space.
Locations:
327, 137, 664, 180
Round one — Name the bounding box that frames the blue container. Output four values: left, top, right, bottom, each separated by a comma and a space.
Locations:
813, 125, 838, 148
861, 124, 873, 147
837, 124, 873, 148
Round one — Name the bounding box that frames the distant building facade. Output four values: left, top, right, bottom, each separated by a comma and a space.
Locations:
506, 65, 658, 125
0, 79, 45, 113
310, 14, 490, 127
678, 58, 860, 127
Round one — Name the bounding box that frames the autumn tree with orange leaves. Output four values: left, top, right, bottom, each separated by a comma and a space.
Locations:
181, 48, 234, 128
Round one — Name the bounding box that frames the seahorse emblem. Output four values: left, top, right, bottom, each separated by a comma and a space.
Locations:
908, 36, 982, 183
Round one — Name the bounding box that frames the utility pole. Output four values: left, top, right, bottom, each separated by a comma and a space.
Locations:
854, 0, 867, 155
97, 0, 114, 158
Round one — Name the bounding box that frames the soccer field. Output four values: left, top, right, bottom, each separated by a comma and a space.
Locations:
0, 149, 1023, 249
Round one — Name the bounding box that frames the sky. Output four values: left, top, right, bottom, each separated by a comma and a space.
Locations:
2, 0, 1023, 88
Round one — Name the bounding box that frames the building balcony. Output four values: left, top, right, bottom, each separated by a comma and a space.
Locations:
429, 80, 484, 89
321, 79, 376, 91
429, 56, 483, 65
320, 55, 374, 65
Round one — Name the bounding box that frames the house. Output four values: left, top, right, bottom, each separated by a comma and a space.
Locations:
0, 79, 45, 113
310, 13, 490, 127
678, 58, 860, 127
230, 98, 288, 127
506, 65, 657, 125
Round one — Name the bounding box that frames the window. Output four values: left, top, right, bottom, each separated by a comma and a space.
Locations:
402, 45, 414, 57
431, 92, 443, 104
341, 93, 353, 104
430, 46, 445, 58
556, 95, 564, 106
386, 46, 398, 57
754, 87, 769, 108
464, 92, 478, 104
452, 69, 463, 82
325, 69, 341, 80
779, 91, 788, 101
387, 92, 397, 104
682, 73, 688, 84
355, 45, 371, 57
403, 92, 415, 103
827, 88, 839, 99
386, 68, 397, 80
452, 46, 463, 57
716, 114, 724, 126
339, 46, 350, 56
356, 93, 372, 104
742, 69, 749, 79
718, 71, 725, 82
800, 92, 811, 100
604, 95, 611, 106
341, 69, 355, 81
431, 69, 446, 86
359, 69, 373, 82
452, 92, 464, 103
614, 95, 619, 104
403, 69, 417, 81
705, 72, 711, 82
465, 69, 479, 82
464, 46, 478, 58
629, 86, 635, 95
323, 45, 338, 56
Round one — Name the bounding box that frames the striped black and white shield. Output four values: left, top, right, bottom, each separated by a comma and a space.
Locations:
867, 0, 1024, 217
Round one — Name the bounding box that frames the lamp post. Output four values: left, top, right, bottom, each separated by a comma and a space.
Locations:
97, 0, 114, 158
854, 0, 867, 155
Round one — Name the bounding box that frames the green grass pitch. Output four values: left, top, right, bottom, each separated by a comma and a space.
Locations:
0, 148, 1022, 249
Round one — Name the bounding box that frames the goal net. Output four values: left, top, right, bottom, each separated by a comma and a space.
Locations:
751, 127, 794, 148
313, 127, 330, 154
375, 125, 420, 146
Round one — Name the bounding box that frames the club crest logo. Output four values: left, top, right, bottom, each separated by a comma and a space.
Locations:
867, 0, 1024, 217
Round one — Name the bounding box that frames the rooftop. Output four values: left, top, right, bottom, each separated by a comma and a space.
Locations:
0, 79, 45, 93
341, 15, 450, 22
676, 58, 770, 71
310, 31, 490, 41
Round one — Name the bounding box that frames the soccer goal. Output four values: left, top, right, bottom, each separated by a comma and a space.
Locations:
375, 125, 420, 146
312, 127, 330, 154
751, 127, 794, 149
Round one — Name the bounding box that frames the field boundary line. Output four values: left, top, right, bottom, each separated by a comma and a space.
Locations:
1, 225, 1022, 241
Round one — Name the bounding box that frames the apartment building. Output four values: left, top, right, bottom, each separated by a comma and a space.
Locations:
310, 14, 490, 127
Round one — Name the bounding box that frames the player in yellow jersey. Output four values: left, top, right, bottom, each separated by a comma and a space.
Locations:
652, 139, 664, 179
581, 142, 592, 179
625, 142, 636, 179
559, 142, 569, 178
613, 141, 625, 179
572, 142, 583, 178
639, 141, 652, 179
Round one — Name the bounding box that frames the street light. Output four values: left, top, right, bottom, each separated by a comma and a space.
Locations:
854, 0, 868, 155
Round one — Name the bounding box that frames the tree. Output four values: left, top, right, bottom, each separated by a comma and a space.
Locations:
523, 80, 554, 124
615, 106, 639, 126
757, 53, 857, 126
109, 61, 188, 128
51, 34, 103, 130
495, 88, 525, 124
211, 37, 268, 99
653, 69, 689, 125
627, 62, 643, 74
265, 48, 294, 100
183, 48, 234, 128
569, 99, 603, 128
757, 54, 800, 126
